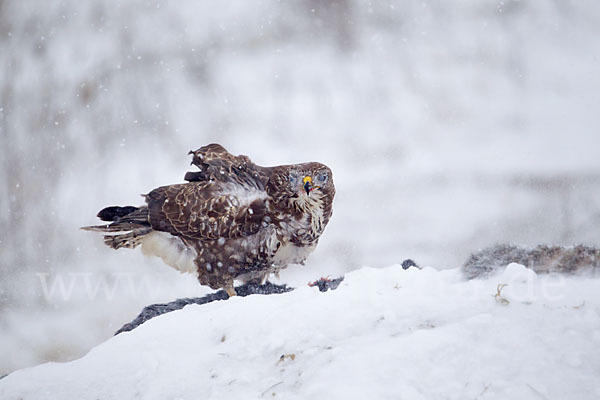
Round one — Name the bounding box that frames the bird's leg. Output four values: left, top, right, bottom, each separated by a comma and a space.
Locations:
243, 271, 270, 286
225, 282, 237, 297
259, 272, 270, 285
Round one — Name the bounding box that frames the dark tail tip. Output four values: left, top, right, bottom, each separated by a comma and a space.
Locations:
97, 206, 138, 222
184, 171, 206, 182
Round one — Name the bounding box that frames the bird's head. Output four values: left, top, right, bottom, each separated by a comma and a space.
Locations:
267, 162, 335, 207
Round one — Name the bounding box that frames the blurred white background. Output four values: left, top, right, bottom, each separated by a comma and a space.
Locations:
1, 0, 599, 375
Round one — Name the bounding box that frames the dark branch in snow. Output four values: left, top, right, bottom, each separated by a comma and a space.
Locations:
115, 277, 344, 335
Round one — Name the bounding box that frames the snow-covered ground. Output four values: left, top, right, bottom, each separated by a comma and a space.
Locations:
2, 264, 599, 400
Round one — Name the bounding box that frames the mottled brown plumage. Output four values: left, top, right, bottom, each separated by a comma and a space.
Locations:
82, 144, 335, 295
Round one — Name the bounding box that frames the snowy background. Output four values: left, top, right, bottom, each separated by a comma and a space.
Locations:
1, 0, 600, 376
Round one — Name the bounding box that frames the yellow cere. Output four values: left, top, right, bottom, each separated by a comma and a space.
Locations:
303, 176, 312, 184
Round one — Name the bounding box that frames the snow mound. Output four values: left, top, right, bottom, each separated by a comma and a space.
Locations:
2, 265, 600, 399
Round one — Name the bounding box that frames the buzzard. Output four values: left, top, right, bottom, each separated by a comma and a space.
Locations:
82, 144, 335, 296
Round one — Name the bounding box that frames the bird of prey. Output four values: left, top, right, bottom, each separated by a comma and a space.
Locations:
82, 144, 335, 296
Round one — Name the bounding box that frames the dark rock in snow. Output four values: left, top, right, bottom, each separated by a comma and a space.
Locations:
401, 259, 419, 270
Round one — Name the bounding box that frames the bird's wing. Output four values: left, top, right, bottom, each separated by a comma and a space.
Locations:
146, 181, 268, 240
184, 143, 270, 191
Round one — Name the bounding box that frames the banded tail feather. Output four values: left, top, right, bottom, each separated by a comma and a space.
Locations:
81, 205, 152, 249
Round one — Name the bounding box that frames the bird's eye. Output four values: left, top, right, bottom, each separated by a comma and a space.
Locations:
289, 174, 298, 185
317, 173, 328, 183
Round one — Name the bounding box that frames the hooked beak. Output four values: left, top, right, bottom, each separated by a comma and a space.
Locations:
303, 176, 313, 195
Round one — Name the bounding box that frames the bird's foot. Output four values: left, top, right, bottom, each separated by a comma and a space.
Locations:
225, 286, 237, 297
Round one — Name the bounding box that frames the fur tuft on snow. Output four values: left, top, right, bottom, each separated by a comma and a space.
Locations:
462, 244, 600, 279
